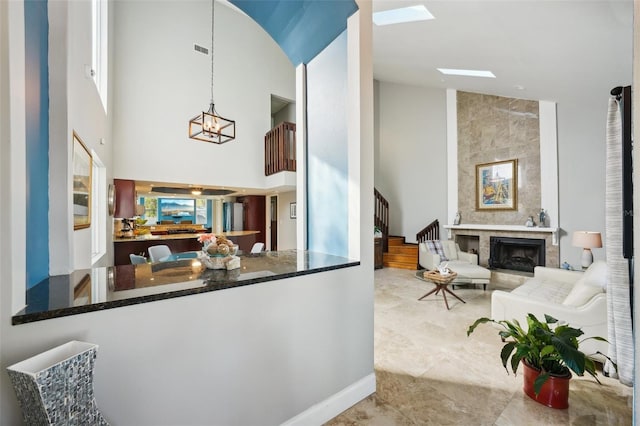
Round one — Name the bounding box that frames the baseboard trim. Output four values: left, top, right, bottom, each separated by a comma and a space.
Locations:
281, 372, 376, 426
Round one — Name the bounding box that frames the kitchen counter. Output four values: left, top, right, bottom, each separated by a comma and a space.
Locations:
12, 250, 359, 325
113, 231, 262, 265
113, 230, 260, 242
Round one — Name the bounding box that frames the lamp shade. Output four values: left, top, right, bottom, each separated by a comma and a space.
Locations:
572, 231, 602, 249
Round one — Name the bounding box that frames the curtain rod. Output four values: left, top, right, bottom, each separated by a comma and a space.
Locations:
611, 86, 623, 99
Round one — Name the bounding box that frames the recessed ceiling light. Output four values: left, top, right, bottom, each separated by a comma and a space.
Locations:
373, 5, 434, 26
437, 68, 496, 78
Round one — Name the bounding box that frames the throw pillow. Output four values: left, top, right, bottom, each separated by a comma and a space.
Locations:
441, 241, 459, 261
562, 261, 607, 307
425, 240, 449, 262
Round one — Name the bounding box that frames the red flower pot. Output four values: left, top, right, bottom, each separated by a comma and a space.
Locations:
522, 361, 571, 409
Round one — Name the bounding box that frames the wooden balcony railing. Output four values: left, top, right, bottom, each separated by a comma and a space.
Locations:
265, 121, 296, 176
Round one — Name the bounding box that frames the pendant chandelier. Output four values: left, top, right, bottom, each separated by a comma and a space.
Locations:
188, 0, 235, 144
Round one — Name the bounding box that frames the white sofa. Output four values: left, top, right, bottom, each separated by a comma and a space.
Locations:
418, 240, 491, 289
491, 260, 608, 360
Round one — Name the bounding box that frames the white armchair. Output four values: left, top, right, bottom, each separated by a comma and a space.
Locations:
418, 240, 491, 289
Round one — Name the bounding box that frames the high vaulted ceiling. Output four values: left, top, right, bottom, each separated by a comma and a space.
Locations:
371, 0, 633, 102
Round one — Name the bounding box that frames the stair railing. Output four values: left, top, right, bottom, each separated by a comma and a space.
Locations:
416, 219, 440, 243
265, 121, 296, 176
374, 188, 389, 252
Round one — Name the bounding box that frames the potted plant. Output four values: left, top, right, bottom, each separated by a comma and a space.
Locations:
374, 225, 383, 238
467, 313, 613, 409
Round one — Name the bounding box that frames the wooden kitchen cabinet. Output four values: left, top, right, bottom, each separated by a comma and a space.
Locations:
114, 179, 135, 218
374, 237, 383, 269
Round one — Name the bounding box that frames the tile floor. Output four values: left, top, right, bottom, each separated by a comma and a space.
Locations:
325, 268, 633, 425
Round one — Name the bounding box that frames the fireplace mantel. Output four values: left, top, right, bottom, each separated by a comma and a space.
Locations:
444, 224, 559, 245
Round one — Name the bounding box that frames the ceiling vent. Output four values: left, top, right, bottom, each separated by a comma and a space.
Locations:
194, 44, 209, 55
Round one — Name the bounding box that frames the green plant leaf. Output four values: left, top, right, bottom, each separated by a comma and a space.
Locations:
540, 345, 555, 358
552, 336, 585, 374
544, 314, 558, 324
500, 342, 516, 369
511, 352, 523, 374
467, 317, 493, 336
555, 325, 584, 341
512, 345, 531, 372
534, 372, 550, 396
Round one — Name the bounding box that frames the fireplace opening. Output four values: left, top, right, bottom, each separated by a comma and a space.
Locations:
489, 237, 545, 273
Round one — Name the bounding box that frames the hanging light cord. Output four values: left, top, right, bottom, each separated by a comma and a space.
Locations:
210, 0, 215, 106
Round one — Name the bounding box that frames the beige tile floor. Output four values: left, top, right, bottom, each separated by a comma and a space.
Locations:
325, 268, 633, 425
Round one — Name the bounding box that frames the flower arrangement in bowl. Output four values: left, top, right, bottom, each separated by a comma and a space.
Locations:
197, 234, 238, 257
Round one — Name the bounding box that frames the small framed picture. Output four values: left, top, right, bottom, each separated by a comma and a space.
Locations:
290, 202, 297, 219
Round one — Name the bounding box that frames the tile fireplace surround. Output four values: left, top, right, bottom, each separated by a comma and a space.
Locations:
444, 224, 559, 269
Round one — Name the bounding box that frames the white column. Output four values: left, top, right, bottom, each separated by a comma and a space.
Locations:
539, 100, 559, 230
295, 64, 307, 252
446, 89, 458, 226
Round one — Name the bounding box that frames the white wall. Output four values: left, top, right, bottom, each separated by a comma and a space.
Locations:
273, 102, 296, 127
45, 1, 114, 274
556, 96, 608, 266
0, 267, 373, 425
67, 1, 113, 270
111, 1, 295, 190
307, 31, 349, 257
375, 81, 448, 242
277, 190, 297, 250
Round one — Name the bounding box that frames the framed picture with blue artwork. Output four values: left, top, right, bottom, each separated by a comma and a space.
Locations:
476, 159, 517, 211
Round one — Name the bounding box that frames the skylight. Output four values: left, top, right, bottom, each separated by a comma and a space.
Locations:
437, 68, 496, 78
373, 5, 434, 26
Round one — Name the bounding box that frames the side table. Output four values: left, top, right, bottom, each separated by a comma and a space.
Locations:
415, 270, 466, 310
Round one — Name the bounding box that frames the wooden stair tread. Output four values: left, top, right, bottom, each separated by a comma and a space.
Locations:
382, 237, 418, 270
387, 246, 418, 255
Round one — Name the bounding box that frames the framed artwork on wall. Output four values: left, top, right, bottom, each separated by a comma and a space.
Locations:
73, 131, 92, 230
290, 202, 297, 219
476, 159, 517, 210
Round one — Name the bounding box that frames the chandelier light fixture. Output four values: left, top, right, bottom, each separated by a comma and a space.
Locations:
188, 0, 235, 144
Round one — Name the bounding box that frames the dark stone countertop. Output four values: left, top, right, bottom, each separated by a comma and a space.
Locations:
13, 250, 359, 325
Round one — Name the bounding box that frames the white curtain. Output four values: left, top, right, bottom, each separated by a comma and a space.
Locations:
604, 97, 634, 385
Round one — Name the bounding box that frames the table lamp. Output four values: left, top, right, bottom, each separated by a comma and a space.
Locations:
572, 231, 602, 269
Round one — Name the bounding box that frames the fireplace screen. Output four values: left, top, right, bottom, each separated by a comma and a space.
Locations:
489, 237, 545, 273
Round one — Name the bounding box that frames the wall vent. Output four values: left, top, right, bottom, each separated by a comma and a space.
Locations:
194, 44, 209, 55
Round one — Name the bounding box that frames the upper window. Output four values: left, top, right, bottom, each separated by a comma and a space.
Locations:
91, 0, 108, 110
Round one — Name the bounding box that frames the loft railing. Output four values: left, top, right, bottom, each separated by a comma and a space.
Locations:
265, 121, 296, 176
416, 219, 440, 243
374, 188, 389, 253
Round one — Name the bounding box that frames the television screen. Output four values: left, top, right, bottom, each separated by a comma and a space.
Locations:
158, 198, 196, 223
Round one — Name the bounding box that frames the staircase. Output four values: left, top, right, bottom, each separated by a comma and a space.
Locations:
374, 188, 437, 270
383, 236, 418, 270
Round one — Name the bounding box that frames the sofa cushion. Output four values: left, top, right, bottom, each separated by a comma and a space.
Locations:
562, 261, 607, 307
511, 277, 574, 304
425, 240, 448, 261
447, 261, 491, 282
